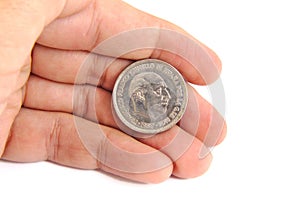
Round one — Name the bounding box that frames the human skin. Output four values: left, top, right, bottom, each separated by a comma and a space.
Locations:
0, 0, 226, 183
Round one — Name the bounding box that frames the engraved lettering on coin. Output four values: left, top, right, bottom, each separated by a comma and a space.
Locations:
112, 59, 188, 135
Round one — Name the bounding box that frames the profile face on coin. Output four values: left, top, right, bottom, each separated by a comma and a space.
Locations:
112, 59, 188, 135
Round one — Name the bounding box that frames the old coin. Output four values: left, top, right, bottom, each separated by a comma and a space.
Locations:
112, 59, 188, 135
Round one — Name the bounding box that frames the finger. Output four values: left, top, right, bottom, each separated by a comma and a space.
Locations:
139, 126, 212, 178
31, 44, 209, 91
24, 75, 117, 128
31, 44, 220, 93
31, 44, 131, 91
2, 108, 173, 183
37, 0, 221, 85
24, 75, 226, 146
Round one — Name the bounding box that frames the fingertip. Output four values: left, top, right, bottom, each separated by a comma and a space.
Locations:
172, 140, 213, 179
203, 44, 222, 75
142, 164, 173, 184
190, 42, 223, 85
150, 32, 222, 86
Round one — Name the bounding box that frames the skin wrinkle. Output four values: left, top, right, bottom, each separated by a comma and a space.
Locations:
48, 115, 62, 162
73, 84, 95, 120
86, 52, 110, 86
85, 1, 104, 50
73, 85, 86, 117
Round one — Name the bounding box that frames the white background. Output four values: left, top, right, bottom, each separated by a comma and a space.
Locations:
1, 0, 300, 199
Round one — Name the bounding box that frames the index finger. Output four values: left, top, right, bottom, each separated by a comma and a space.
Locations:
37, 0, 222, 85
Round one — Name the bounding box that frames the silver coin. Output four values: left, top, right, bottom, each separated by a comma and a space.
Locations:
112, 59, 188, 135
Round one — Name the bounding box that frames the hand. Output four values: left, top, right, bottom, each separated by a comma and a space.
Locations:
0, 0, 226, 183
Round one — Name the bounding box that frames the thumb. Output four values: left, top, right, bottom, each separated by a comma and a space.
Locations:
0, 0, 92, 73
0, 0, 92, 156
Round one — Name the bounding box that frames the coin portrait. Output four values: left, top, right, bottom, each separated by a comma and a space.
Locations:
112, 59, 188, 135
129, 72, 171, 123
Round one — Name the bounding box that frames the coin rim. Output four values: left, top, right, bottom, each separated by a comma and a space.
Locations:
112, 59, 188, 134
